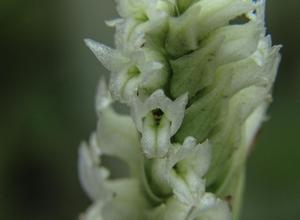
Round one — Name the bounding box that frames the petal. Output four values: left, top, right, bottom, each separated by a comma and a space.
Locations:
116, 0, 175, 20
170, 20, 263, 99
148, 197, 191, 220
149, 138, 211, 205
95, 78, 141, 176
81, 180, 148, 220
132, 90, 188, 158
108, 47, 169, 103
101, 179, 148, 220
84, 38, 125, 72
80, 202, 104, 220
95, 77, 112, 114
78, 142, 112, 202
167, 138, 211, 205
188, 193, 231, 220
96, 108, 141, 177
166, 0, 255, 57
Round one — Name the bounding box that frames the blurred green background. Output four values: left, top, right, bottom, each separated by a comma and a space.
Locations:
0, 1, 299, 220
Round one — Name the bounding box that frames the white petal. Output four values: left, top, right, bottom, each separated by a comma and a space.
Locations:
84, 38, 124, 72
96, 108, 141, 176
188, 193, 231, 220
80, 202, 104, 220
132, 90, 188, 158
78, 142, 112, 202
167, 138, 211, 205
95, 77, 112, 114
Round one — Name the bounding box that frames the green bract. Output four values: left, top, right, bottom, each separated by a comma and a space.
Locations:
79, 0, 281, 219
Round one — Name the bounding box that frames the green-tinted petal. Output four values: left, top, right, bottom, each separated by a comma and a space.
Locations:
166, 0, 254, 57
132, 90, 188, 158
85, 39, 125, 72
78, 141, 112, 202
189, 193, 231, 220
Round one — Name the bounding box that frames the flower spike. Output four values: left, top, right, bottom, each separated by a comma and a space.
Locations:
79, 0, 280, 219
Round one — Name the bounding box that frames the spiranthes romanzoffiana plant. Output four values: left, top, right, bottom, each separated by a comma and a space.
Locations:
79, 0, 281, 219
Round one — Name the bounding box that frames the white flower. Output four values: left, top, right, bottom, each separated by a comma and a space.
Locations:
79, 0, 280, 219
132, 89, 188, 158
85, 39, 169, 103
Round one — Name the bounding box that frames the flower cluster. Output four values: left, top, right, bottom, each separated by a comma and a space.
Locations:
79, 0, 280, 219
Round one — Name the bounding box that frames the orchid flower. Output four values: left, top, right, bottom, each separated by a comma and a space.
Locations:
79, 0, 280, 219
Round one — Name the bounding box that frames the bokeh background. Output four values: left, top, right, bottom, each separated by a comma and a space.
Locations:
0, 1, 299, 219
